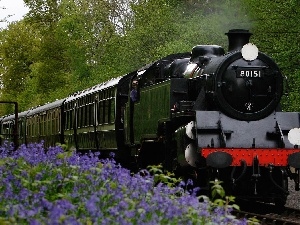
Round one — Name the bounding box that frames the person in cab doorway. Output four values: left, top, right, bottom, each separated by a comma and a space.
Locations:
130, 80, 139, 102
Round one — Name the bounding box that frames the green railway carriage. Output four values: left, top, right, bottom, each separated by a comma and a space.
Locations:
26, 99, 65, 147
0, 110, 29, 146
64, 77, 121, 152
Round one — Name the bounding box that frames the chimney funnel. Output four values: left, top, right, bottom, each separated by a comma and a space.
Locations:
225, 29, 252, 51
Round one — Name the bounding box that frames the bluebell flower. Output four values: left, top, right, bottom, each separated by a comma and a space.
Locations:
0, 142, 247, 224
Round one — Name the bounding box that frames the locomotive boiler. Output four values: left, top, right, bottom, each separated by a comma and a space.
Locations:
1, 29, 300, 205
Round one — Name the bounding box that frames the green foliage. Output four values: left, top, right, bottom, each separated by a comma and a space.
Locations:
243, 0, 300, 111
202, 179, 260, 225
147, 164, 182, 187
208, 179, 240, 210
0, 0, 299, 113
0, 21, 41, 114
148, 166, 261, 224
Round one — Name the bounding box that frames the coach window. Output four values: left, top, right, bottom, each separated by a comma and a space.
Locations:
71, 106, 74, 129
38, 116, 41, 136
33, 116, 37, 137
36, 116, 40, 136
56, 110, 59, 133
76, 101, 80, 128
110, 98, 115, 123
79, 105, 82, 128
20, 121, 24, 138
79, 105, 86, 127
105, 91, 108, 123
53, 110, 57, 134
52, 111, 55, 134
67, 110, 72, 130
70, 109, 73, 129
65, 106, 68, 130
101, 93, 105, 124
27, 120, 31, 137
40, 115, 43, 136
43, 114, 47, 136
50, 112, 52, 135
45, 113, 48, 135
105, 100, 109, 124
82, 106, 86, 127
50, 112, 53, 134
30, 120, 32, 137
77, 106, 81, 128
42, 114, 47, 135
55, 110, 58, 133
48, 112, 51, 135
57, 111, 60, 133
39, 115, 43, 136
97, 93, 101, 125
47, 113, 50, 135
19, 121, 23, 138
98, 100, 103, 125
38, 116, 42, 136
88, 103, 92, 126
65, 110, 69, 130
76, 107, 80, 128
34, 117, 38, 137
89, 103, 92, 126
47, 112, 50, 135
33, 117, 36, 137
102, 100, 105, 124
89, 103, 93, 126
85, 103, 88, 126
58, 110, 60, 133
104, 99, 109, 124
46, 113, 49, 135
84, 104, 88, 127
94, 99, 99, 125
4, 123, 8, 137
44, 113, 47, 136
50, 112, 53, 135
30, 118, 34, 137
28, 119, 31, 137
43, 113, 46, 136
30, 119, 34, 137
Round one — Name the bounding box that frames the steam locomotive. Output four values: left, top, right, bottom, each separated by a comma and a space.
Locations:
1, 29, 300, 205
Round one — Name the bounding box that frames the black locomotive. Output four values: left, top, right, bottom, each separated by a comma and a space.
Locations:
1, 29, 300, 205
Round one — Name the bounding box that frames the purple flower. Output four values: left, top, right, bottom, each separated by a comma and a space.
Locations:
0, 141, 246, 224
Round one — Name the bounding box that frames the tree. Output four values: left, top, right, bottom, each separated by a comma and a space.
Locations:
0, 21, 41, 114
244, 0, 300, 111
1, 0, 299, 114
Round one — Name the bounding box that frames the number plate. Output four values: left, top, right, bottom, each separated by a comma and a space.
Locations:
236, 69, 263, 78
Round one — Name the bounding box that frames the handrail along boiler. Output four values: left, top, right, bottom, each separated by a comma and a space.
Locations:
1, 29, 300, 205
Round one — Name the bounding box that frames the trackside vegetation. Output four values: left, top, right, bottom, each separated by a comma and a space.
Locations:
0, 142, 259, 225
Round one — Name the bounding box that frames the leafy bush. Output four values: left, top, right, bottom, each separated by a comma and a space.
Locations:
0, 142, 248, 224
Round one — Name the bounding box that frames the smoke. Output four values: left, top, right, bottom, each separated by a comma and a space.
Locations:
177, 0, 253, 50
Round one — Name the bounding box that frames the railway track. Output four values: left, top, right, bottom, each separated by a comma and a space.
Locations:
233, 200, 300, 224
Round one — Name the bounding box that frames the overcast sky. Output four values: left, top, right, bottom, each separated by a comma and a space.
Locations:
0, 0, 29, 28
